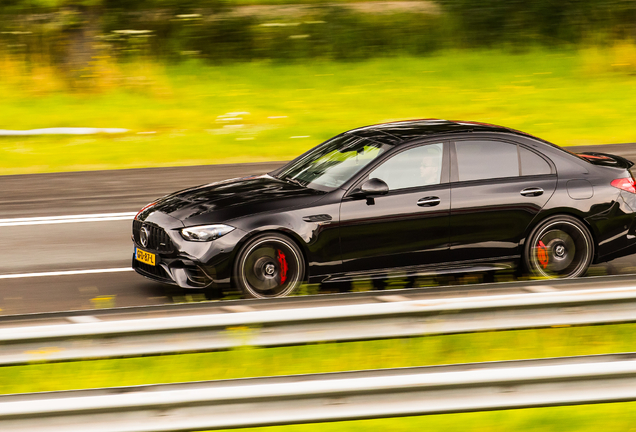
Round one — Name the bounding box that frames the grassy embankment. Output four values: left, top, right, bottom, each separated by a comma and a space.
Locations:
3, 322, 636, 430
2, 48, 636, 175
220, 403, 636, 432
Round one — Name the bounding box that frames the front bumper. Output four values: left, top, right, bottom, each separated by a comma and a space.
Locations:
131, 217, 245, 289
132, 249, 219, 288
592, 190, 636, 263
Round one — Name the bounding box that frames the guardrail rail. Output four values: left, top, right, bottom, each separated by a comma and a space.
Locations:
2, 285, 636, 364
2, 353, 636, 431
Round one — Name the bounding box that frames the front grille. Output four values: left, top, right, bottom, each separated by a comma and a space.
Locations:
134, 260, 171, 281
133, 220, 174, 253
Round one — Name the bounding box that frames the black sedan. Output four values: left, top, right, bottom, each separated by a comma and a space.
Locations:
132, 119, 636, 298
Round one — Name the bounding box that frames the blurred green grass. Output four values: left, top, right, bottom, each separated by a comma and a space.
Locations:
2, 322, 635, 394
2, 49, 636, 175
213, 402, 636, 432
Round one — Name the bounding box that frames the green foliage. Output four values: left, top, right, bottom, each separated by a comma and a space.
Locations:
0, 0, 102, 9
96, 5, 445, 62
2, 0, 636, 65
440, 0, 636, 47
0, 4, 446, 63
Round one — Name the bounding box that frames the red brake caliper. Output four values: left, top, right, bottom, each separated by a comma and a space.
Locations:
537, 240, 549, 269
277, 250, 288, 284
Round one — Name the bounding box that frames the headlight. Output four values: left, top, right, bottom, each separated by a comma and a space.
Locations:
180, 224, 235, 242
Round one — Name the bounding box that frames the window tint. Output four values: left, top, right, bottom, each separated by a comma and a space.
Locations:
277, 134, 390, 190
368, 143, 443, 191
455, 140, 518, 181
520, 146, 551, 176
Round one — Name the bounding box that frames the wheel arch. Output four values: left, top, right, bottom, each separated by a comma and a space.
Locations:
521, 211, 597, 275
522, 209, 598, 254
230, 227, 311, 286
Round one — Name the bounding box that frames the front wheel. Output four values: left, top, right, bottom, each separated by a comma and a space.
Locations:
234, 233, 305, 298
524, 215, 594, 279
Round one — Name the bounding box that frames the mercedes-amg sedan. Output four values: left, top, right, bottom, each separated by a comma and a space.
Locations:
132, 119, 636, 298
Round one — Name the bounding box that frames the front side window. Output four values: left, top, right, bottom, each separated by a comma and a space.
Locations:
368, 143, 444, 191
276, 134, 392, 190
455, 140, 519, 181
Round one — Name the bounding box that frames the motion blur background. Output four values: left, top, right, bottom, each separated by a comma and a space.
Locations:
2, 0, 636, 174
3, 2, 636, 431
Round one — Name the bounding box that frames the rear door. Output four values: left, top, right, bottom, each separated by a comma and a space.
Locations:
449, 139, 557, 262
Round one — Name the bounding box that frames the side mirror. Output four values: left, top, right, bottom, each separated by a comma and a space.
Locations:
359, 178, 389, 196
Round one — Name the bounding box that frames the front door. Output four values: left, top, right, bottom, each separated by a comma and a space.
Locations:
339, 142, 451, 275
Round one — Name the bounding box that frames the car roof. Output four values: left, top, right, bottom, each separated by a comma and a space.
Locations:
345, 119, 537, 144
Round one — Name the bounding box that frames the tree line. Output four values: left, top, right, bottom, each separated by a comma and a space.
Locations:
1, 0, 634, 73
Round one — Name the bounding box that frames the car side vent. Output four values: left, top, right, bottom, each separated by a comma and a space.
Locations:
303, 214, 333, 223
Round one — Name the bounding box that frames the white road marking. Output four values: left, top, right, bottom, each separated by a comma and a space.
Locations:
0, 127, 128, 136
0, 212, 137, 227
0, 268, 134, 280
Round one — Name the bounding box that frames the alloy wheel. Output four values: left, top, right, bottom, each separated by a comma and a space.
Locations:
236, 234, 304, 298
527, 217, 593, 279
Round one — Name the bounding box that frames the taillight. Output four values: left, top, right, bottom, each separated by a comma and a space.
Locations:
611, 177, 636, 194
135, 201, 156, 220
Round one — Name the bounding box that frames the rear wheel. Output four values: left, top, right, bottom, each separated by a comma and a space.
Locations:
524, 215, 593, 279
234, 233, 305, 298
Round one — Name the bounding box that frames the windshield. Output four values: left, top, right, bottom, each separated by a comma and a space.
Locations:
276, 134, 391, 190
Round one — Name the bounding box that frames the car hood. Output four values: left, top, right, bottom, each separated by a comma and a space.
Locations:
142, 175, 325, 225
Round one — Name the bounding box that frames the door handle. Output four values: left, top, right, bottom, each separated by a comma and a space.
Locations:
520, 187, 544, 197
417, 196, 440, 207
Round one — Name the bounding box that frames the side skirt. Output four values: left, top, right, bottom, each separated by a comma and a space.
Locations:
317, 257, 520, 283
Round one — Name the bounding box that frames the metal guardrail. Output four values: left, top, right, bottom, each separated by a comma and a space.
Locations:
2, 285, 636, 365
2, 352, 636, 431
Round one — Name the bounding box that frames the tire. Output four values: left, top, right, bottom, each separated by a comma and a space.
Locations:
233, 233, 305, 299
524, 215, 594, 279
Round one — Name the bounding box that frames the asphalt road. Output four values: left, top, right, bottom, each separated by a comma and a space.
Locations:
0, 161, 284, 315
0, 161, 284, 218
1, 144, 636, 315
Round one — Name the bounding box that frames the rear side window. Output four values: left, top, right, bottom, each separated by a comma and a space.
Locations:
455, 140, 518, 181
520, 146, 551, 176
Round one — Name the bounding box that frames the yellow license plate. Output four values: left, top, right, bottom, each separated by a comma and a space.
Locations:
136, 248, 156, 266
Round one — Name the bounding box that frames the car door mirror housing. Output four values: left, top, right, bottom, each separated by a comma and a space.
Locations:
359, 178, 389, 196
